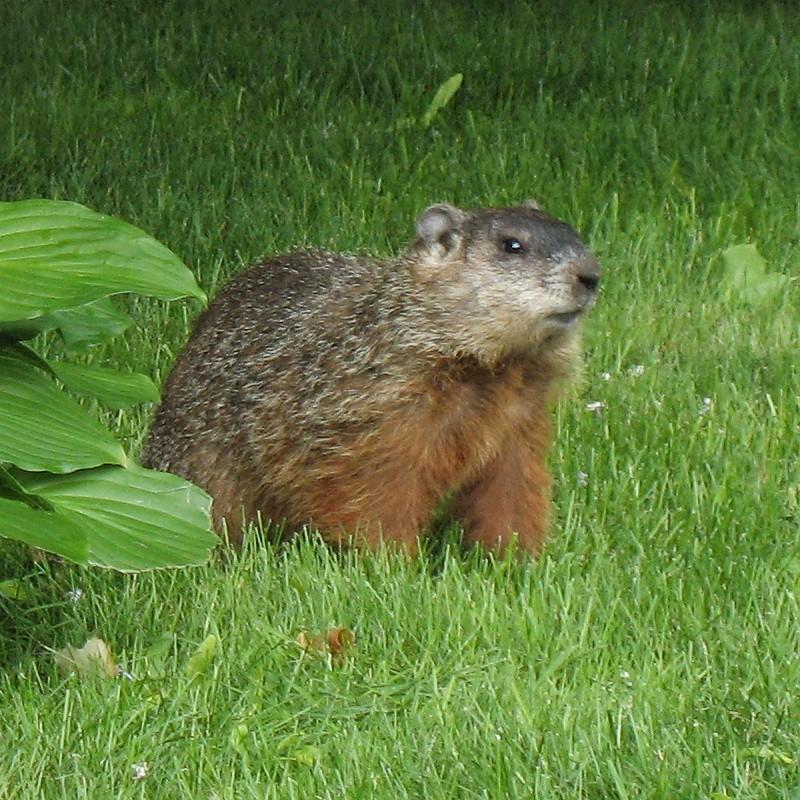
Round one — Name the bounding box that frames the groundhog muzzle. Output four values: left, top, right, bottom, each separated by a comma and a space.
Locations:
142, 202, 600, 555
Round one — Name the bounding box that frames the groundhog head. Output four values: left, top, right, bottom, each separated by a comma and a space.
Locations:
409, 201, 600, 360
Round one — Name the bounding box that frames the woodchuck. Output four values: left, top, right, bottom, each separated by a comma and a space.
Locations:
142, 201, 600, 555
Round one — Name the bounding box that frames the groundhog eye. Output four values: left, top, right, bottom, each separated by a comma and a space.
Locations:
503, 238, 525, 254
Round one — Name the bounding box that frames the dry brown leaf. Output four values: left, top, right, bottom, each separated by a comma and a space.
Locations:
54, 637, 117, 678
296, 627, 355, 660
326, 626, 355, 657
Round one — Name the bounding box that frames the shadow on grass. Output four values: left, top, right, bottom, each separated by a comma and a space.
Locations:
227, 512, 541, 586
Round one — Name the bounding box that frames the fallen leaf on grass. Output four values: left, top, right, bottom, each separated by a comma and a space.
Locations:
721, 243, 791, 306
292, 745, 322, 766
421, 73, 464, 128
186, 633, 220, 677
395, 73, 465, 130
276, 734, 324, 766
741, 745, 793, 765
0, 578, 35, 601
296, 627, 355, 660
229, 723, 250, 756
54, 637, 117, 678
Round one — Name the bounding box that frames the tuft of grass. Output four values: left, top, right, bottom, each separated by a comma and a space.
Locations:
1, 0, 799, 797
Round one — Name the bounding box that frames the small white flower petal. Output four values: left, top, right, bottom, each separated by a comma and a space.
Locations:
698, 397, 713, 416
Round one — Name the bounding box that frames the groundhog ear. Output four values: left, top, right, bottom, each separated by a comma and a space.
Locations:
416, 204, 466, 252
524, 198, 542, 211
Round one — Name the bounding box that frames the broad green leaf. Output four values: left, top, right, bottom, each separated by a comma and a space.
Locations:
50, 299, 134, 349
0, 298, 133, 347
0, 464, 53, 510
0, 496, 88, 563
51, 362, 160, 409
0, 348, 126, 472
421, 73, 464, 128
721, 243, 791, 306
18, 463, 216, 571
0, 199, 206, 324
0, 340, 54, 375
0, 316, 53, 341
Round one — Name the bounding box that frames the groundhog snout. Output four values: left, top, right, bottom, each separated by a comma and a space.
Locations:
568, 254, 601, 308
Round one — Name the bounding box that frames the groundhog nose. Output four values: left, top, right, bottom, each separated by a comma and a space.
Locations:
573, 255, 601, 297
578, 272, 600, 293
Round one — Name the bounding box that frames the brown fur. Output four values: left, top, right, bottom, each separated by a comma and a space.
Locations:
142, 203, 600, 555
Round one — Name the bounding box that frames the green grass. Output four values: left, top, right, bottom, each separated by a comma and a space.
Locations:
1, 0, 799, 797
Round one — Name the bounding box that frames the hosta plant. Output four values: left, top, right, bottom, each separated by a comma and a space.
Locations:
0, 199, 216, 571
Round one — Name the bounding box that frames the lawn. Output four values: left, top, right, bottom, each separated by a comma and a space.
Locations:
1, 0, 799, 797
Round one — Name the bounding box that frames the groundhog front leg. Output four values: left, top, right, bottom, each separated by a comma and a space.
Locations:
453, 422, 553, 556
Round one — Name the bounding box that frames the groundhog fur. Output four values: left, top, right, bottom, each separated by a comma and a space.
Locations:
142, 201, 600, 555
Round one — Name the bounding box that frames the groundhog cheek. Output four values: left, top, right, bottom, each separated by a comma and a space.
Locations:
474, 283, 548, 329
